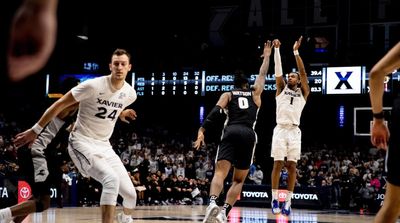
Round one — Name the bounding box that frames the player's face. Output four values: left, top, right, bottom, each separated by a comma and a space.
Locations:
287, 72, 299, 87
110, 54, 131, 80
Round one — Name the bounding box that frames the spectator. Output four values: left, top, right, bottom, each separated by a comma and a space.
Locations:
129, 169, 146, 206
249, 165, 264, 185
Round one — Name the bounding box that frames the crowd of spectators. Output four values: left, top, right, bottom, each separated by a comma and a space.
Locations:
0, 113, 387, 213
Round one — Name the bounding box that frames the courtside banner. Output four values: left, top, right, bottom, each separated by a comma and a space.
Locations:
0, 178, 60, 208
226, 184, 322, 209
18, 180, 32, 203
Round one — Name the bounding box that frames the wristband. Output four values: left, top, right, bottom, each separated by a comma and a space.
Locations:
373, 111, 384, 119
293, 50, 299, 56
31, 123, 43, 134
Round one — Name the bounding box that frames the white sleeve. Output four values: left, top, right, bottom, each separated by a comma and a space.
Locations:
31, 117, 65, 150
71, 79, 95, 102
274, 47, 283, 77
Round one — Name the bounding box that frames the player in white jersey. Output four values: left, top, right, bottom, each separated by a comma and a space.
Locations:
13, 48, 138, 223
270, 36, 310, 216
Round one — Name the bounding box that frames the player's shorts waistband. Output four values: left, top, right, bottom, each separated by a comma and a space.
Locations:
277, 123, 299, 128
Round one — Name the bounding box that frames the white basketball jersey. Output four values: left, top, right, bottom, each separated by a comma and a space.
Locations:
275, 86, 306, 126
71, 75, 137, 141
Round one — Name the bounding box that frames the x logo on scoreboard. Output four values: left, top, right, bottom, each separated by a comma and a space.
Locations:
334, 71, 353, 89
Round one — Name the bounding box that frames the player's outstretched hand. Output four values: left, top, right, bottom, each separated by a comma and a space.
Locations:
7, 0, 58, 81
119, 109, 137, 123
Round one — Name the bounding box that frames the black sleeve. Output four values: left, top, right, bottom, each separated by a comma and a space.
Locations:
201, 105, 226, 130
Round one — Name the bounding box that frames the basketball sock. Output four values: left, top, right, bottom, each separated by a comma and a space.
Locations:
285, 191, 293, 208
222, 203, 232, 216
272, 189, 278, 200
209, 195, 218, 204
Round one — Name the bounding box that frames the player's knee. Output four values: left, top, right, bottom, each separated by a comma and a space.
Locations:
120, 180, 137, 209
126, 187, 137, 201
122, 189, 137, 209
232, 176, 246, 184
286, 161, 297, 173
102, 173, 120, 194
35, 200, 50, 212
99, 174, 120, 206
273, 160, 284, 169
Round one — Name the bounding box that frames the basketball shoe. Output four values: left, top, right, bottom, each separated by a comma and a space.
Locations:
0, 208, 13, 223
203, 202, 219, 223
215, 209, 227, 223
117, 212, 133, 223
281, 201, 291, 216
271, 199, 281, 215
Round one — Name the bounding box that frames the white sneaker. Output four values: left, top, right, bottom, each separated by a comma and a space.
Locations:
216, 210, 227, 223
0, 209, 13, 223
281, 201, 291, 216
117, 212, 133, 223
0, 218, 13, 223
203, 203, 220, 223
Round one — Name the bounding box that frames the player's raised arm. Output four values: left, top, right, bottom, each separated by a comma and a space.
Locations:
293, 36, 310, 100
13, 91, 77, 148
253, 40, 272, 96
273, 39, 285, 96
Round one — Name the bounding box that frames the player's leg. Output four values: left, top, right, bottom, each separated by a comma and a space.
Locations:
2, 145, 52, 222
87, 157, 120, 223
218, 126, 256, 222
271, 125, 287, 214
216, 167, 249, 223
203, 159, 232, 223
69, 134, 120, 223
282, 127, 302, 216
373, 182, 400, 223
107, 153, 136, 223
11, 194, 50, 223
374, 101, 400, 223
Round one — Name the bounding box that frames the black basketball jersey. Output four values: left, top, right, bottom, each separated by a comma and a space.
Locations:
226, 89, 259, 128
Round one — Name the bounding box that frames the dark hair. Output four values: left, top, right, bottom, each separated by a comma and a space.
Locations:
288, 71, 300, 79
233, 70, 249, 88
289, 71, 301, 87
112, 48, 131, 62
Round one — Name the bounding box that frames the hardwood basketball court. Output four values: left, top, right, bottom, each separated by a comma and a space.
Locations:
17, 205, 394, 223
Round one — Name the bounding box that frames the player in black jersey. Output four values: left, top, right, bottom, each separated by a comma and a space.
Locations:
369, 41, 400, 223
194, 40, 272, 223
0, 77, 79, 223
